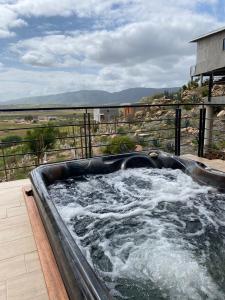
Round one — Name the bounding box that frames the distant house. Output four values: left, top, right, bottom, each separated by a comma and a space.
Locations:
121, 103, 142, 119
190, 27, 225, 79
123, 104, 136, 118
190, 27, 225, 104
48, 116, 57, 121
93, 108, 119, 122
190, 27, 225, 150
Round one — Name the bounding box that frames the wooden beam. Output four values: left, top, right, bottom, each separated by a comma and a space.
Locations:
23, 186, 69, 300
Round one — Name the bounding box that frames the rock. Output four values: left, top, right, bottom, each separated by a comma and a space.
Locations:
212, 85, 225, 97
181, 127, 198, 135
135, 144, 143, 152
217, 110, 225, 118
135, 111, 144, 119
149, 152, 158, 158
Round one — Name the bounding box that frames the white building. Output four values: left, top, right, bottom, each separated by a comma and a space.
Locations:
93, 108, 119, 122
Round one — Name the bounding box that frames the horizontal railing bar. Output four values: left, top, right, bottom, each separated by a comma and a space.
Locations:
0, 146, 85, 158
0, 136, 176, 159
0, 103, 208, 112
0, 123, 84, 132
0, 128, 177, 146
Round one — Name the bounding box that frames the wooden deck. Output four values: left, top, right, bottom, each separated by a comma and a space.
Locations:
0, 179, 49, 300
0, 155, 224, 300
0, 179, 68, 300
182, 154, 225, 172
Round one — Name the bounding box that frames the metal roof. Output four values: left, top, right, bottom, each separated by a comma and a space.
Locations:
190, 26, 225, 43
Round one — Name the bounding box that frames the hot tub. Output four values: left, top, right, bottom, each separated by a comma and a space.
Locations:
30, 152, 225, 300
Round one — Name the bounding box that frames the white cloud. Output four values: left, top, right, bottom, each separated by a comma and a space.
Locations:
0, 0, 221, 38
0, 0, 223, 101
0, 59, 192, 101
11, 11, 218, 70
0, 5, 26, 37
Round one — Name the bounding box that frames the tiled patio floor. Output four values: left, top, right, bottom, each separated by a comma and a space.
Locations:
182, 154, 225, 172
0, 179, 49, 300
0, 155, 224, 300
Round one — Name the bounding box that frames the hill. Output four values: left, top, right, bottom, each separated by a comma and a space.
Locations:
1, 87, 179, 107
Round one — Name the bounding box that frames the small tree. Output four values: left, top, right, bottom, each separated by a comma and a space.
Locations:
26, 125, 58, 161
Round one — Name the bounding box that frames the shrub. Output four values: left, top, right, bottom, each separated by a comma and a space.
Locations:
117, 127, 126, 134
1, 135, 22, 148
187, 80, 198, 89
24, 115, 33, 122
201, 87, 209, 97
152, 138, 161, 148
102, 135, 136, 155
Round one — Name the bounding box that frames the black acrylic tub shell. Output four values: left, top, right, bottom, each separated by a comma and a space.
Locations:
29, 152, 225, 300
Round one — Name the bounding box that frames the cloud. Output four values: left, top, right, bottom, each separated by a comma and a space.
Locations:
0, 0, 223, 101
0, 0, 221, 38
12, 10, 218, 69
0, 5, 26, 37
0, 57, 192, 101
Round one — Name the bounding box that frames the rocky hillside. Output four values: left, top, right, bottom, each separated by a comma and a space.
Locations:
212, 84, 225, 97
133, 81, 225, 158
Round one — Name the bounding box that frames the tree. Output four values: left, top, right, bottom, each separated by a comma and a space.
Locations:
26, 125, 58, 160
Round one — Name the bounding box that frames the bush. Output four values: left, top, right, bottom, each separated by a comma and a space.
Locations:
24, 115, 33, 122
152, 138, 161, 148
187, 80, 198, 89
102, 135, 136, 155
117, 127, 126, 134
1, 135, 22, 148
201, 87, 209, 97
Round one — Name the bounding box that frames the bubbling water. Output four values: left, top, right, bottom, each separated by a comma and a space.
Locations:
49, 168, 225, 300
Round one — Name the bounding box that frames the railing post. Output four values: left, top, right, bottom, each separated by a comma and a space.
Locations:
79, 126, 84, 159
198, 108, 206, 157
87, 113, 92, 158
83, 113, 88, 158
175, 108, 181, 156
1, 147, 8, 181
72, 126, 77, 159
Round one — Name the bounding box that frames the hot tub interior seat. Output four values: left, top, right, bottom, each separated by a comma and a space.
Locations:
41, 152, 188, 186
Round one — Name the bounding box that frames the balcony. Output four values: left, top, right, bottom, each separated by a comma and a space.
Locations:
0, 103, 224, 182
0, 103, 225, 299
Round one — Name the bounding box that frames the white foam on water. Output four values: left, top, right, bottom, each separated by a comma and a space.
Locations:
49, 168, 225, 299
115, 238, 223, 300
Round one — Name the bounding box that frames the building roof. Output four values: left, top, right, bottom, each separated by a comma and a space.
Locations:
190, 26, 225, 43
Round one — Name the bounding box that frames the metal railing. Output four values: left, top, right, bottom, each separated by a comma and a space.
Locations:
0, 103, 223, 181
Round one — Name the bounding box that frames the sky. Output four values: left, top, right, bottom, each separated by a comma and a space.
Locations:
0, 0, 225, 101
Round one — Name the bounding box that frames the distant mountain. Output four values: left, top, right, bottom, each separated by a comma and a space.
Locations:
1, 87, 179, 107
